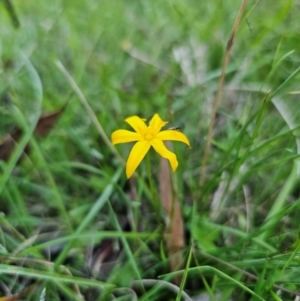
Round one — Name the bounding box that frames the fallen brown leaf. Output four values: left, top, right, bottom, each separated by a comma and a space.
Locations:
0, 104, 66, 161
34, 109, 65, 137
0, 128, 23, 161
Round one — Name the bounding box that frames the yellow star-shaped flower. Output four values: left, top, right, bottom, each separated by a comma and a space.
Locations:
111, 113, 190, 178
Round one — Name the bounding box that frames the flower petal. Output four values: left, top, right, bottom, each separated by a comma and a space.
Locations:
111, 130, 142, 145
156, 130, 190, 147
126, 140, 151, 178
149, 114, 168, 135
150, 138, 178, 172
125, 116, 147, 134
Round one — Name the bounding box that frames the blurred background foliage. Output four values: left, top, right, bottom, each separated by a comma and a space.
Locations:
1, 0, 300, 300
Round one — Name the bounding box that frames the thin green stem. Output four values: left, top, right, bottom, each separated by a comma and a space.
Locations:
146, 154, 160, 222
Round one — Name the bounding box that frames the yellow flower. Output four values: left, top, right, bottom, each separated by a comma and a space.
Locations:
111, 113, 190, 178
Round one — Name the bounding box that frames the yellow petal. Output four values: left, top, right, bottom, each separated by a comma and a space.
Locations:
149, 114, 168, 135
125, 116, 147, 134
156, 130, 190, 147
111, 130, 142, 145
126, 140, 151, 178
150, 138, 178, 171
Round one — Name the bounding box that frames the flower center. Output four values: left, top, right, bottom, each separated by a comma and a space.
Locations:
143, 128, 155, 141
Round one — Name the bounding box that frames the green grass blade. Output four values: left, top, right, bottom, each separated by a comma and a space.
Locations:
0, 264, 114, 288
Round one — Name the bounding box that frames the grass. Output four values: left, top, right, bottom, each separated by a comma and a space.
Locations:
1, 0, 300, 300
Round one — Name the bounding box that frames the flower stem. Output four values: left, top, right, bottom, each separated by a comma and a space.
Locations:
146, 153, 161, 222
